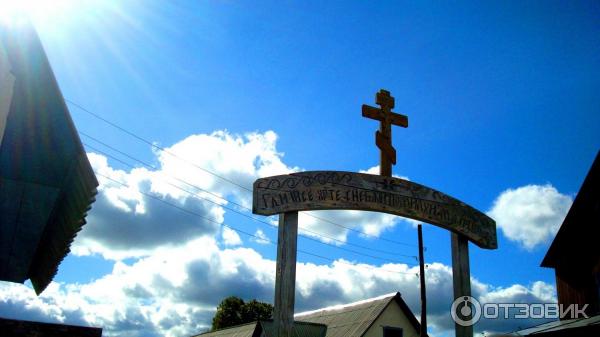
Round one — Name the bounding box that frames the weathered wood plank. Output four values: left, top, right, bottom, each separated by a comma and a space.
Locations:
253, 171, 497, 249
362, 89, 408, 177
361, 105, 384, 120
389, 113, 408, 128
418, 224, 427, 337
376, 130, 397, 164
273, 211, 298, 337
452, 233, 473, 337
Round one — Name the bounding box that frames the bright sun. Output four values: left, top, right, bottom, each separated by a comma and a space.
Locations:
0, 0, 75, 26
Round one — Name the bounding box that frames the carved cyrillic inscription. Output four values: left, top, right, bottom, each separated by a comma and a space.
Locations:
253, 171, 497, 249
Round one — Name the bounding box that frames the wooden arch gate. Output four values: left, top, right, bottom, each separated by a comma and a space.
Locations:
251, 90, 497, 337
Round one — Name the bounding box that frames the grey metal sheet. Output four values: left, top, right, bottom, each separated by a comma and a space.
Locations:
191, 323, 257, 337
0, 20, 98, 294
0, 178, 59, 282
260, 320, 327, 337
296, 295, 393, 337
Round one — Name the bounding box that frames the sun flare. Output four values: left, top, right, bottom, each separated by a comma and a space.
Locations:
0, 0, 75, 26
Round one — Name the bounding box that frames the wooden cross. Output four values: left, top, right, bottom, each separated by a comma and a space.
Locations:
362, 89, 408, 177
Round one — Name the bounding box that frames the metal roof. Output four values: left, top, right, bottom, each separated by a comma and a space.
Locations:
492, 313, 600, 336
193, 321, 327, 337
295, 292, 424, 337
0, 317, 102, 337
260, 320, 327, 337
0, 21, 98, 294
192, 322, 257, 337
193, 293, 423, 337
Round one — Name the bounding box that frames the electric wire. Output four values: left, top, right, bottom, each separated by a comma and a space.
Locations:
82, 140, 418, 264
80, 132, 416, 258
67, 99, 422, 249
92, 170, 419, 277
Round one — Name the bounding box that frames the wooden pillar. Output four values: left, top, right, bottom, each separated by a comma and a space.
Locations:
380, 145, 392, 177
451, 233, 473, 337
273, 211, 298, 337
418, 225, 427, 336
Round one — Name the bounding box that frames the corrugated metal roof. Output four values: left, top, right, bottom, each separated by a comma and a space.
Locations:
192, 322, 258, 337
295, 293, 395, 337
193, 321, 327, 337
192, 293, 422, 337
494, 314, 600, 336
261, 320, 327, 337
0, 317, 102, 337
0, 21, 98, 294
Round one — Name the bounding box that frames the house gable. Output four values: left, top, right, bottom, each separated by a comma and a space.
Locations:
363, 298, 419, 337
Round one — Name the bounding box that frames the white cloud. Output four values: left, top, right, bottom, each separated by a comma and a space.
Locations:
359, 165, 409, 181
74, 130, 297, 259
0, 248, 556, 337
252, 229, 270, 245
0, 131, 561, 337
77, 133, 419, 260
488, 184, 572, 250
156, 130, 298, 208
221, 227, 242, 246
299, 210, 400, 243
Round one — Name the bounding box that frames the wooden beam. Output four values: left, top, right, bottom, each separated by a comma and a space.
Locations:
253, 171, 498, 249
418, 224, 427, 336
451, 233, 473, 337
376, 130, 397, 165
273, 211, 298, 337
389, 113, 408, 128
362, 104, 384, 121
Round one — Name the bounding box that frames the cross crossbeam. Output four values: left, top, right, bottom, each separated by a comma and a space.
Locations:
362, 89, 408, 176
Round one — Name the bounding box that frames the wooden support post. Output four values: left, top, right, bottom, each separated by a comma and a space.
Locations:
451, 233, 473, 337
380, 141, 392, 177
418, 225, 427, 336
273, 211, 298, 337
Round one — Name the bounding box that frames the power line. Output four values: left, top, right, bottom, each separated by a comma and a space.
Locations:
302, 212, 420, 248
82, 140, 418, 264
67, 99, 421, 249
80, 133, 415, 258
67, 99, 250, 192
92, 170, 419, 276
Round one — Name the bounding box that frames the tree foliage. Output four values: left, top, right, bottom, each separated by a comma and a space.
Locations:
211, 296, 274, 331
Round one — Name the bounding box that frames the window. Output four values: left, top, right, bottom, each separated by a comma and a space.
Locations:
382, 326, 403, 337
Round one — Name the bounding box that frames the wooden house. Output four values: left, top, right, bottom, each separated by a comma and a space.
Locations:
498, 151, 600, 336
193, 292, 424, 337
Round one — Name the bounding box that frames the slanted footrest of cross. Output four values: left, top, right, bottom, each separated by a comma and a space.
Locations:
376, 131, 397, 165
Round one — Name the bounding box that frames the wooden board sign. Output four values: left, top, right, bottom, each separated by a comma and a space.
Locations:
253, 171, 497, 249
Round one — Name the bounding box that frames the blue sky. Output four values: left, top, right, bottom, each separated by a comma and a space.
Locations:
1, 1, 599, 337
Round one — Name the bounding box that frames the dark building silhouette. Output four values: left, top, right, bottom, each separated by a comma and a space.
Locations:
541, 151, 600, 317
498, 151, 600, 336
0, 317, 102, 337
0, 21, 98, 295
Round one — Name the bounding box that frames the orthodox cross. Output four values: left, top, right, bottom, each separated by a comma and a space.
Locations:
362, 89, 408, 177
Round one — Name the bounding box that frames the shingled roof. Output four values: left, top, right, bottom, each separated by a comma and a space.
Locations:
0, 21, 98, 294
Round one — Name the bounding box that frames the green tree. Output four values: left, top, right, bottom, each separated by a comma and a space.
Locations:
241, 299, 274, 322
211, 296, 274, 331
